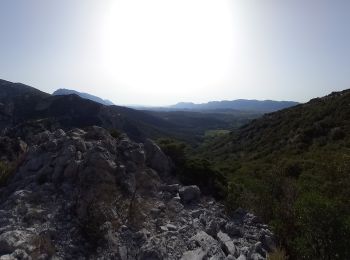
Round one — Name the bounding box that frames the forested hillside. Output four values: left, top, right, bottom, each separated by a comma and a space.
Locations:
197, 90, 350, 259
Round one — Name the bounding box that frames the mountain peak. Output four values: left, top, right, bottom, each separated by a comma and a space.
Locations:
53, 88, 115, 106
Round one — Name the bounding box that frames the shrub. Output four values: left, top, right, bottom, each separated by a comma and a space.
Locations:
282, 160, 302, 178
157, 138, 187, 166
330, 127, 345, 140
292, 192, 350, 259
267, 248, 288, 260
30, 233, 56, 258
225, 181, 244, 212
181, 158, 227, 199
0, 161, 12, 186
157, 138, 227, 199
109, 128, 122, 139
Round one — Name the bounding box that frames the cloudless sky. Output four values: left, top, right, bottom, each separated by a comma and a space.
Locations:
0, 0, 350, 105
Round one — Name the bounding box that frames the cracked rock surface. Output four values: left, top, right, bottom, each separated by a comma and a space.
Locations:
0, 127, 275, 259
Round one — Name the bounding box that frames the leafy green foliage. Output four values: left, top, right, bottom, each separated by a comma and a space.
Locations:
157, 138, 227, 199
195, 90, 350, 259
293, 192, 349, 259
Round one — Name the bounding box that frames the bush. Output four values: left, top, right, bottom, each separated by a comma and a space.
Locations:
282, 160, 302, 178
267, 248, 288, 260
292, 193, 350, 259
157, 138, 227, 199
225, 181, 244, 212
181, 158, 227, 199
195, 89, 350, 259
157, 138, 187, 166
109, 128, 122, 139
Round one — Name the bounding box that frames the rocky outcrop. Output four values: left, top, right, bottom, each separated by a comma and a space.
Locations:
0, 127, 275, 259
144, 139, 172, 177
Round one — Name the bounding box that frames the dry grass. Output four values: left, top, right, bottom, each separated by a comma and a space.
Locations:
0, 161, 12, 186
30, 233, 56, 259
267, 248, 288, 260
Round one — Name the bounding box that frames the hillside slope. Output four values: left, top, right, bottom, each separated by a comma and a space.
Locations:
0, 80, 177, 141
201, 89, 350, 259
1, 80, 260, 144
208, 90, 350, 157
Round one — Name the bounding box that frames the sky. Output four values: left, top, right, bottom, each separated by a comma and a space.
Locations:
0, 0, 350, 106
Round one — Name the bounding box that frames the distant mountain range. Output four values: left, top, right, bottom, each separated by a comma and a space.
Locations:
169, 99, 299, 112
52, 88, 298, 113
53, 88, 114, 106
0, 80, 176, 141
0, 79, 257, 143
0, 79, 299, 143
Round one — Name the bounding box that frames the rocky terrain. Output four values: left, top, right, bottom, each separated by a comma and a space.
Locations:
0, 126, 275, 259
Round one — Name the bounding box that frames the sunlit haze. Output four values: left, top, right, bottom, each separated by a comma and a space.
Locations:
1, 0, 350, 105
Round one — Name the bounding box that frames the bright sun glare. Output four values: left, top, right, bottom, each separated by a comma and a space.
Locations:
97, 0, 242, 105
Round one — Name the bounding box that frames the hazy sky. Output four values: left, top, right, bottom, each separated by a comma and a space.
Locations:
1, 0, 350, 106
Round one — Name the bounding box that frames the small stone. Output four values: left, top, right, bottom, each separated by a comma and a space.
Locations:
178, 226, 188, 234
226, 255, 236, 260
158, 203, 166, 211
250, 253, 265, 260
261, 234, 276, 252
172, 195, 181, 203
240, 247, 249, 256
160, 226, 168, 232
166, 224, 177, 231
261, 228, 273, 237
192, 218, 202, 229
150, 208, 161, 216
205, 220, 219, 237
191, 209, 204, 218
251, 242, 266, 258
38, 253, 49, 260
120, 225, 128, 232
181, 248, 206, 260
119, 246, 128, 260
236, 255, 247, 260
54, 129, 66, 138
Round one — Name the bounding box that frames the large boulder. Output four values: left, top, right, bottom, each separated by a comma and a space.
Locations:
144, 139, 171, 177
0, 230, 33, 255
187, 231, 226, 259
0, 249, 31, 260
180, 248, 206, 260
217, 231, 238, 257
179, 185, 201, 204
